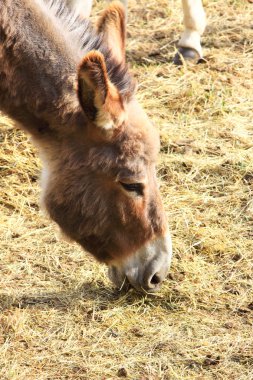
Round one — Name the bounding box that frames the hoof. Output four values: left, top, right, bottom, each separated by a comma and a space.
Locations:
173, 47, 206, 66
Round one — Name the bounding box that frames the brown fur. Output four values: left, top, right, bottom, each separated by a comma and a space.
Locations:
0, 0, 167, 264
97, 1, 126, 63
78, 50, 126, 129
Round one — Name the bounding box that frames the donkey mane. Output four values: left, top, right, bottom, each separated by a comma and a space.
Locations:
44, 0, 135, 98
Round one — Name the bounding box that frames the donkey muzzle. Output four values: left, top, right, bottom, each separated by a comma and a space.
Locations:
108, 232, 172, 292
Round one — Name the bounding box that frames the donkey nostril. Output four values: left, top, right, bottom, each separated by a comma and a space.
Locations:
150, 273, 162, 285
143, 270, 165, 291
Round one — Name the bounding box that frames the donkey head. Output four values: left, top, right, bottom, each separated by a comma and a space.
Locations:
42, 1, 172, 292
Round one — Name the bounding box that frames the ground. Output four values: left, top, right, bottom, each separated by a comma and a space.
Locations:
0, 0, 253, 379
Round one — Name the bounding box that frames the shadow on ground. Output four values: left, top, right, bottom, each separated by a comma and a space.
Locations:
0, 282, 124, 312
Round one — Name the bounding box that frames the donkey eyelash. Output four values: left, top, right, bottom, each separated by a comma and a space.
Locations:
119, 182, 144, 196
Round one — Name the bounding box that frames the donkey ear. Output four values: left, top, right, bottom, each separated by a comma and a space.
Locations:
97, 1, 126, 63
77, 50, 125, 131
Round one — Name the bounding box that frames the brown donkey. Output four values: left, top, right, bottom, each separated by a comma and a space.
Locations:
0, 0, 172, 292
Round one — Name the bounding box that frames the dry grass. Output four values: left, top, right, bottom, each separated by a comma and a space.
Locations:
1, 0, 253, 379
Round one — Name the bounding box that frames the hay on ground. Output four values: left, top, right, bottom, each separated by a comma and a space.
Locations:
0, 0, 253, 379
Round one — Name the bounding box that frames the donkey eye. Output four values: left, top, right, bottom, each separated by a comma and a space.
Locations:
119, 182, 144, 196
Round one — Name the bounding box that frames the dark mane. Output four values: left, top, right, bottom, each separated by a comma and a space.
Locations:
45, 0, 135, 98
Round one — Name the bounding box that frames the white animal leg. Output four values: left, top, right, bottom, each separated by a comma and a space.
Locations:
119, 0, 128, 7
66, 0, 127, 19
178, 0, 206, 59
65, 0, 93, 18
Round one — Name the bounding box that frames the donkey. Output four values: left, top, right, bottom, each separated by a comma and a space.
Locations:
65, 0, 207, 64
0, 0, 172, 292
